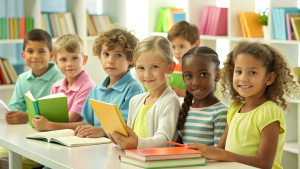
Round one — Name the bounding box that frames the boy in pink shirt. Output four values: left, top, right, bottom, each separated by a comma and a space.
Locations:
32, 34, 96, 130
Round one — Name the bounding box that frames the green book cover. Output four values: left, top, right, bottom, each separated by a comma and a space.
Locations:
25, 91, 69, 128
0, 18, 6, 39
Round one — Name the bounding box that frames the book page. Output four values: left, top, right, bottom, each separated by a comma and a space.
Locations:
25, 91, 36, 101
51, 136, 112, 147
0, 99, 10, 119
39, 93, 66, 100
27, 129, 74, 139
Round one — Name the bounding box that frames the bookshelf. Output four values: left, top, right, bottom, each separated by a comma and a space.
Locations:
148, 0, 299, 168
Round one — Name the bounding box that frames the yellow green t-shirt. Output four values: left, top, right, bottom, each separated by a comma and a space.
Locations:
225, 101, 285, 169
133, 104, 153, 138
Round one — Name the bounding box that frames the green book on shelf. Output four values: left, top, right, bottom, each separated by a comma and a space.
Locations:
24, 91, 69, 128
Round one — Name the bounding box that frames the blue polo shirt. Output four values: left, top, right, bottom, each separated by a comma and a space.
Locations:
81, 71, 144, 127
8, 63, 64, 112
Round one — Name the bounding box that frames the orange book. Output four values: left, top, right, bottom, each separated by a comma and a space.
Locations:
89, 99, 128, 137
9, 18, 14, 39
124, 147, 202, 161
19, 17, 25, 39
239, 12, 263, 38
168, 8, 184, 30
239, 13, 248, 37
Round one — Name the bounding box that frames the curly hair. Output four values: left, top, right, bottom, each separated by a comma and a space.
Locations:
167, 21, 200, 45
92, 28, 139, 69
177, 46, 220, 130
221, 41, 300, 111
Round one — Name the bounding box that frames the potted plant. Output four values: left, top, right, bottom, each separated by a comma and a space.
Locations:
258, 8, 269, 39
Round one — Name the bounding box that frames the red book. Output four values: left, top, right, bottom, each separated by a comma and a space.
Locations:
124, 147, 202, 161
19, 17, 25, 39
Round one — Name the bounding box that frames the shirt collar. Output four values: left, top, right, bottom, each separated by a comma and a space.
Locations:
96, 71, 133, 92
26, 63, 59, 81
53, 70, 89, 92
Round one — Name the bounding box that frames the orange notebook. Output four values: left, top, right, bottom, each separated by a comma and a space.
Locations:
89, 99, 128, 137
124, 147, 202, 161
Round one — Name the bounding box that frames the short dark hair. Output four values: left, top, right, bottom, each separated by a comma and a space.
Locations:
23, 29, 52, 51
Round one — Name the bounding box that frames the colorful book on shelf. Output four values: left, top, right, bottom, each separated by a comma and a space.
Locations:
209, 7, 228, 36
200, 6, 211, 35
168, 8, 184, 30
286, 13, 300, 40
24, 91, 69, 128
290, 17, 300, 40
280, 8, 300, 40
120, 154, 206, 169
239, 12, 263, 38
64, 12, 76, 34
0, 58, 11, 84
86, 10, 97, 36
172, 12, 186, 25
19, 17, 25, 39
124, 147, 202, 161
89, 99, 128, 137
1, 58, 18, 84
26, 129, 112, 147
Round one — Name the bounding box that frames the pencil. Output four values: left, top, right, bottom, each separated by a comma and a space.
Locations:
167, 141, 185, 147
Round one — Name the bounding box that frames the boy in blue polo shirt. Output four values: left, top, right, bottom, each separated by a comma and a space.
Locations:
5, 29, 64, 124
74, 28, 145, 138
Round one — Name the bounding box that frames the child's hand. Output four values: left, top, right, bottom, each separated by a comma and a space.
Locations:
110, 126, 138, 150
186, 143, 220, 160
32, 115, 51, 131
171, 87, 186, 97
5, 111, 29, 124
108, 135, 117, 145
74, 124, 105, 138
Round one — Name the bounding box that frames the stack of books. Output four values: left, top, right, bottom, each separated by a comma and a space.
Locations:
155, 7, 186, 33
0, 58, 18, 84
120, 147, 206, 168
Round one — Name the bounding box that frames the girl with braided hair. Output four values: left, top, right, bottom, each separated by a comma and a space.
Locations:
177, 46, 228, 147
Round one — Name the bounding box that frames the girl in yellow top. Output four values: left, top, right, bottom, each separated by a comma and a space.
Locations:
187, 41, 300, 169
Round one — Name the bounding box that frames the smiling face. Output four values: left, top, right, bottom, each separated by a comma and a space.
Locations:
233, 53, 271, 102
54, 48, 87, 81
135, 52, 172, 93
22, 40, 53, 77
99, 43, 132, 82
182, 55, 219, 105
170, 36, 195, 66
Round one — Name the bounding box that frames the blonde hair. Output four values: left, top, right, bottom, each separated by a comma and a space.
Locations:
133, 36, 173, 66
221, 41, 300, 110
53, 34, 84, 58
92, 28, 139, 69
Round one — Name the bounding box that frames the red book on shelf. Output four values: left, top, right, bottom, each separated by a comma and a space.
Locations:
124, 147, 202, 161
19, 17, 25, 39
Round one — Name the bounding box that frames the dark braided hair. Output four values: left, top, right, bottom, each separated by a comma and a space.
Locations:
177, 46, 220, 130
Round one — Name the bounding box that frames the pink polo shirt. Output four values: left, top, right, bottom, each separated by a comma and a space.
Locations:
51, 70, 96, 122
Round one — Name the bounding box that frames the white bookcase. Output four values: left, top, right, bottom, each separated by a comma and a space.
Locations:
0, 0, 299, 167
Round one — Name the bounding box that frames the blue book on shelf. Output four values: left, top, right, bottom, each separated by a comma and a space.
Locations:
280, 8, 300, 40
173, 12, 186, 24
41, 0, 66, 13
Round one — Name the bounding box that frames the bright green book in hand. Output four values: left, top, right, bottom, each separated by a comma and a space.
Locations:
24, 91, 69, 128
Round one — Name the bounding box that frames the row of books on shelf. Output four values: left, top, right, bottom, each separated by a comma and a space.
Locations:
41, 12, 76, 38
200, 6, 228, 36
120, 147, 206, 168
0, 17, 34, 39
0, 58, 18, 84
155, 7, 186, 33
86, 11, 112, 36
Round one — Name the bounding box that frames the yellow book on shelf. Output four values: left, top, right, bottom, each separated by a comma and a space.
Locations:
290, 16, 300, 41
89, 99, 128, 137
239, 12, 263, 38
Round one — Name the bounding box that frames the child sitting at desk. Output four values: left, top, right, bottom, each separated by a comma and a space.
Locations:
109, 36, 181, 149
32, 34, 96, 131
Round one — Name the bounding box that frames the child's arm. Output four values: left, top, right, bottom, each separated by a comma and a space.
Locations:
187, 121, 280, 169
32, 115, 86, 131
171, 86, 186, 97
216, 124, 228, 149
68, 111, 81, 122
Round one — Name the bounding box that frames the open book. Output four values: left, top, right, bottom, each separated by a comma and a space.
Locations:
24, 91, 69, 128
0, 99, 10, 119
26, 129, 112, 147
89, 99, 129, 137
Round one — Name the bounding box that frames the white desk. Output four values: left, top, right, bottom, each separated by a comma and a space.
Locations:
0, 120, 257, 169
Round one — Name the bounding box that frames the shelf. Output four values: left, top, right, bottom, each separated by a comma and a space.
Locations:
283, 141, 299, 154
0, 39, 24, 44
0, 84, 15, 90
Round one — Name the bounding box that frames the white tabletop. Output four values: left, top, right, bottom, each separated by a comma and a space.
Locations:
0, 119, 257, 169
